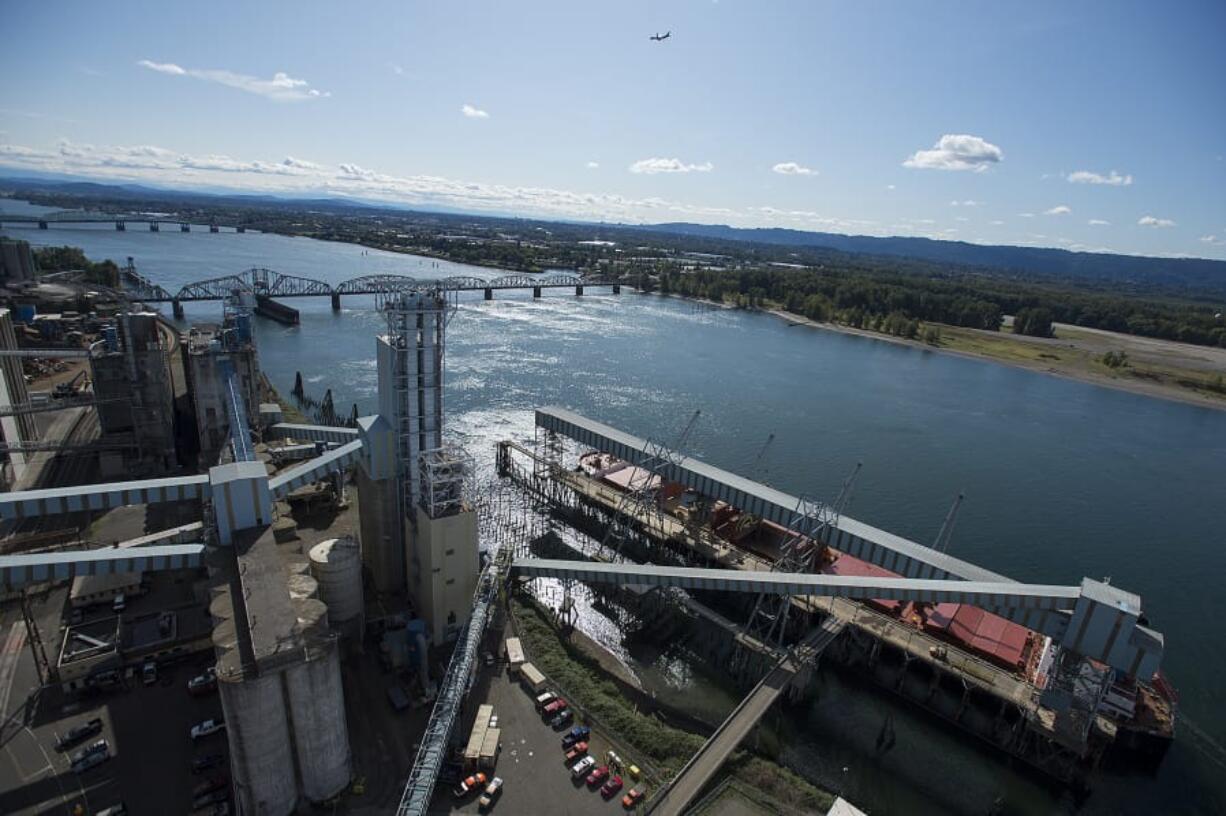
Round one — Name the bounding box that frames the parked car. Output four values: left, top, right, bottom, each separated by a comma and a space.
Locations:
542, 698, 567, 716
94, 804, 126, 816
564, 741, 589, 762
562, 725, 591, 749
477, 776, 503, 811
88, 669, 122, 690
192, 754, 226, 774
142, 661, 158, 685
452, 772, 488, 799
71, 747, 110, 774
571, 756, 596, 779
55, 718, 103, 752
622, 787, 647, 808
190, 719, 226, 740
548, 709, 573, 729
627, 763, 642, 780
112, 594, 126, 613
188, 667, 218, 696
70, 738, 109, 765
601, 775, 624, 799
193, 773, 229, 798
586, 764, 609, 787
533, 691, 557, 711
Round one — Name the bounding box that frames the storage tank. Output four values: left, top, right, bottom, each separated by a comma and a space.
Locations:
214, 621, 298, 816
308, 538, 363, 625
294, 597, 330, 641
285, 640, 353, 802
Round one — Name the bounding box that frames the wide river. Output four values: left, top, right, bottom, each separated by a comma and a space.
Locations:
4, 202, 1225, 814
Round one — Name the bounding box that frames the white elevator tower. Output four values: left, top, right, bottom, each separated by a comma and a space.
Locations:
371, 289, 479, 642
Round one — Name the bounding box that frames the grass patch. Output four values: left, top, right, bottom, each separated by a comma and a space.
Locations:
512, 595, 834, 813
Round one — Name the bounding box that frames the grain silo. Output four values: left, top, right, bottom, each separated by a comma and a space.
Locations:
214, 620, 298, 816
285, 638, 352, 802
308, 537, 363, 633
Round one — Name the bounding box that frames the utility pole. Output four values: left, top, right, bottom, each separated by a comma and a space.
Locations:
20, 589, 54, 685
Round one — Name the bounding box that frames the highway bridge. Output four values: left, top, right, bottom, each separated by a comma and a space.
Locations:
0, 212, 247, 232
116, 266, 624, 316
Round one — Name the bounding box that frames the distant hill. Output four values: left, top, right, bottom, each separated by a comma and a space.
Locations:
640, 223, 1226, 298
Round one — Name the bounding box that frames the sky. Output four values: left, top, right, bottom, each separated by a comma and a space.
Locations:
1, 0, 1224, 260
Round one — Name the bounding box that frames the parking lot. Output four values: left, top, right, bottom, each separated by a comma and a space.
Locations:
429, 633, 647, 816
0, 585, 225, 815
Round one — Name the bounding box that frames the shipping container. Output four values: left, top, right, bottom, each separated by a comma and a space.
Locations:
504, 637, 524, 673
520, 662, 546, 693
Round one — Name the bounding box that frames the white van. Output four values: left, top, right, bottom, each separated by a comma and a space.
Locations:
112, 594, 126, 613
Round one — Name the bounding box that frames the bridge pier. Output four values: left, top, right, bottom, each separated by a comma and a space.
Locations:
484, 288, 493, 301
180, 223, 190, 232
38, 221, 48, 230
575, 285, 584, 296
115, 221, 126, 231
149, 222, 159, 232
172, 299, 184, 320
330, 292, 341, 311
613, 284, 621, 294
210, 225, 219, 233
533, 286, 542, 298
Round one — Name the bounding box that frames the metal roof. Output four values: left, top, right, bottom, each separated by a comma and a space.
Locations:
0, 475, 211, 520
0, 543, 205, 588
536, 406, 1010, 584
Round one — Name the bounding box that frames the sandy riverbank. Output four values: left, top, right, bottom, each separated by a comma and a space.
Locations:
759, 307, 1226, 413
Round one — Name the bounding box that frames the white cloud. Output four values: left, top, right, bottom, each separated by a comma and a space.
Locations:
585, 161, 600, 169
772, 161, 816, 176
1044, 205, 1071, 215
137, 59, 328, 100
1018, 212, 1035, 218
390, 63, 404, 76
886, 184, 895, 190
1088, 219, 1110, 226
1067, 169, 1133, 186
1200, 235, 1221, 244
954, 216, 969, 222
461, 104, 489, 119
903, 134, 1002, 172
629, 157, 714, 174
989, 220, 1004, 226
949, 200, 980, 207
137, 60, 186, 75
1138, 215, 1175, 228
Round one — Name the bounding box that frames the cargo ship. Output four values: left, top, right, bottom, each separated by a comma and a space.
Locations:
576, 451, 1177, 757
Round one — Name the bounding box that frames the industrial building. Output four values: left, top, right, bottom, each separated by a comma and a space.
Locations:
0, 238, 37, 283
0, 307, 37, 486
89, 311, 180, 476
185, 306, 262, 468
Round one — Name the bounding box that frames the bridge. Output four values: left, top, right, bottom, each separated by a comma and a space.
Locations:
648, 616, 847, 816
115, 267, 624, 317
0, 212, 247, 233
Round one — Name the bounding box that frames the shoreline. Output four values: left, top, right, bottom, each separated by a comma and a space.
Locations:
756, 304, 1226, 413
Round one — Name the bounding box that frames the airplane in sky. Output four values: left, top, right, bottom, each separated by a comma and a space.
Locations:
650, 31, 671, 41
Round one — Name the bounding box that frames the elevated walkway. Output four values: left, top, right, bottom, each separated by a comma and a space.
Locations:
648, 616, 847, 816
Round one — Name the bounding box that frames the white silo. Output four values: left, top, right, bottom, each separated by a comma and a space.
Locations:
288, 573, 320, 601
285, 639, 353, 803
215, 620, 298, 816
308, 538, 363, 628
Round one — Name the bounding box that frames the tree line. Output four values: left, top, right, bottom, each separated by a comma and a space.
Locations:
652, 266, 1226, 347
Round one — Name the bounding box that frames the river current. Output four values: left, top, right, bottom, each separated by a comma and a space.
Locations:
4, 201, 1224, 814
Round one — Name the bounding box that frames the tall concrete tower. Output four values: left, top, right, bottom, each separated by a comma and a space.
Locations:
365, 289, 479, 642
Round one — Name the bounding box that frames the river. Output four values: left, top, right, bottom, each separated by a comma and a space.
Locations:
4, 200, 1225, 814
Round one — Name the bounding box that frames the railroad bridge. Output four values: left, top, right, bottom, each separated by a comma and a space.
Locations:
117, 267, 622, 317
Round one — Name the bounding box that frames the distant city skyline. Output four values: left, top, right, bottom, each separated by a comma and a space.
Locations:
1, 0, 1224, 259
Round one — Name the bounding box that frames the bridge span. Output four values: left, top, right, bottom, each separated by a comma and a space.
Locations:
113, 266, 624, 316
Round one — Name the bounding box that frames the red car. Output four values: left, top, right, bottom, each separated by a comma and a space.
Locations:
585, 764, 609, 787
622, 787, 646, 808
542, 698, 568, 716
601, 775, 624, 799
564, 741, 589, 762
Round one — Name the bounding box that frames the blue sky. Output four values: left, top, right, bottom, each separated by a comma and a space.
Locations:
2, 0, 1224, 259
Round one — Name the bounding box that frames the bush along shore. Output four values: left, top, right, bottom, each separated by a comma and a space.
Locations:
511, 594, 835, 814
